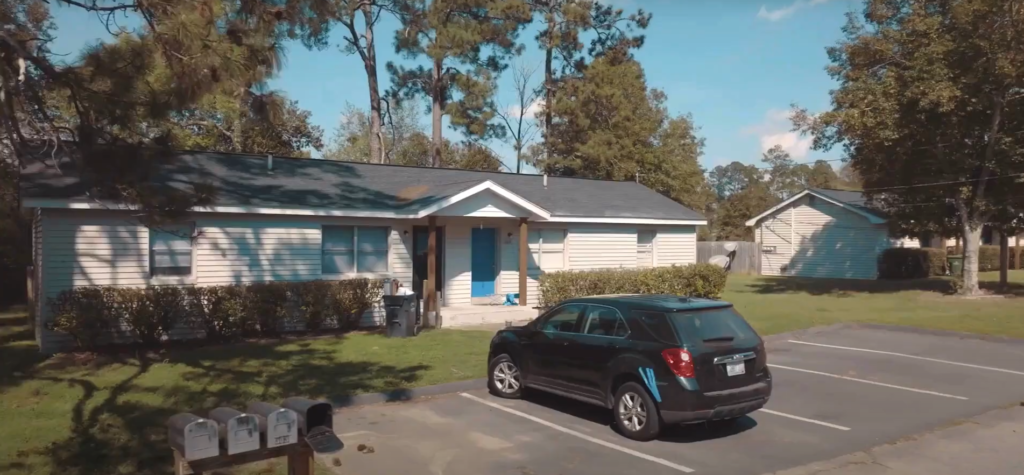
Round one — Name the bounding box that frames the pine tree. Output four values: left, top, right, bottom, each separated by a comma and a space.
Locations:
386, 0, 531, 167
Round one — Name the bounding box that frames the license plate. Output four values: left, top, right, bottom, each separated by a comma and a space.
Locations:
726, 361, 745, 376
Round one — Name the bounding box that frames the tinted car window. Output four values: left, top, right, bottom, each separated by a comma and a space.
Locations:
539, 304, 584, 333
582, 306, 629, 338
630, 310, 680, 345
669, 307, 758, 346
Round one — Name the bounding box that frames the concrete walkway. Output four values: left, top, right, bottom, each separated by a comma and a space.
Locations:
764, 405, 1024, 475
445, 319, 532, 332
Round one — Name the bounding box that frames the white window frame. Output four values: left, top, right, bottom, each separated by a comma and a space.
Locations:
527, 228, 567, 271
321, 225, 392, 279
149, 222, 197, 284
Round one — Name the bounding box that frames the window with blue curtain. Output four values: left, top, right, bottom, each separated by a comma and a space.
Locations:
322, 226, 389, 275
150, 223, 194, 276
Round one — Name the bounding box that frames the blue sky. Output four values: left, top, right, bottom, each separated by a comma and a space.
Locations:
49, 0, 859, 172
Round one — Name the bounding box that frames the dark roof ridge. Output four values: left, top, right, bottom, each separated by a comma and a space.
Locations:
173, 148, 648, 186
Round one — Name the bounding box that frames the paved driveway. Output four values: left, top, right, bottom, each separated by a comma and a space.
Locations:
332, 325, 1024, 475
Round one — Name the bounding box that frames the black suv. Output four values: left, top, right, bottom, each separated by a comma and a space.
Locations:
487, 295, 772, 441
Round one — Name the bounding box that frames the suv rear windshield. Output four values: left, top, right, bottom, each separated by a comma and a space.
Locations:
669, 307, 759, 346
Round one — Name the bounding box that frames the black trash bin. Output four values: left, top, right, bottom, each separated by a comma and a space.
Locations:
383, 294, 418, 338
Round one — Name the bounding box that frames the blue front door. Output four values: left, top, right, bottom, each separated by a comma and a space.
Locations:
471, 228, 497, 297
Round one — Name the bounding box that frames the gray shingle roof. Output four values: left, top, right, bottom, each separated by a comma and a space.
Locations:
810, 188, 884, 218
20, 150, 705, 220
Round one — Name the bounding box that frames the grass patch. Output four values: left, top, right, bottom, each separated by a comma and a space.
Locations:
0, 309, 489, 475
3, 271, 1023, 474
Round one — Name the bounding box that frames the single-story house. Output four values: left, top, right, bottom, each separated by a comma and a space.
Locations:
22, 151, 706, 352
744, 188, 919, 280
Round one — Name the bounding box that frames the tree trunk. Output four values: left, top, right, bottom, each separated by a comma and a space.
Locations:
960, 221, 983, 295
999, 232, 1009, 289
431, 59, 443, 168
361, 4, 385, 164
543, 26, 554, 138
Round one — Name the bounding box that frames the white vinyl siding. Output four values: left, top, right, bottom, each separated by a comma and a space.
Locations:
789, 195, 889, 279
637, 230, 655, 267
653, 227, 696, 266
390, 224, 413, 290
39, 212, 151, 352
32, 209, 44, 347
567, 227, 636, 270
195, 221, 321, 285
754, 195, 891, 280
499, 223, 539, 301
759, 207, 794, 276
443, 224, 472, 307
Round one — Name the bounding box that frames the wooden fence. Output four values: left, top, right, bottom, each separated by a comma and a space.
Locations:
696, 242, 761, 274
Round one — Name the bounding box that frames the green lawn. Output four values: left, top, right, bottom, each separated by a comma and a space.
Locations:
0, 310, 490, 475
2, 271, 1023, 474
725, 270, 1024, 338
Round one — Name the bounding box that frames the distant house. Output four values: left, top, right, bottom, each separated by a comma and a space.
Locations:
744, 188, 920, 280
22, 151, 706, 352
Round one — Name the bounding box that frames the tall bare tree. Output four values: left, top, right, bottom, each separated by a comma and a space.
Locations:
495, 62, 541, 173
338, 0, 392, 163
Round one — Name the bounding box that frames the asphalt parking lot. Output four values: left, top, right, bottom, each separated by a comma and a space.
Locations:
332, 324, 1024, 475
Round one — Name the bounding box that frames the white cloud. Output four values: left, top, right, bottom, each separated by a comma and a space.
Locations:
743, 108, 814, 160
757, 0, 832, 22
508, 98, 544, 120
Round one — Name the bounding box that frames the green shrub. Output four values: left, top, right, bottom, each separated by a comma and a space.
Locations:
190, 285, 247, 342
879, 248, 947, 279
48, 278, 389, 349
246, 282, 291, 337
295, 280, 332, 332
328, 278, 384, 332
978, 245, 1001, 272
538, 264, 729, 308
49, 287, 115, 349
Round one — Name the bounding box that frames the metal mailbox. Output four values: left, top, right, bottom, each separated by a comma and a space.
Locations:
280, 397, 333, 434
209, 407, 260, 455
247, 401, 299, 448
167, 413, 220, 461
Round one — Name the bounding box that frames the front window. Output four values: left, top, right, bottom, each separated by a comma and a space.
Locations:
528, 229, 565, 270
150, 223, 194, 277
322, 226, 389, 275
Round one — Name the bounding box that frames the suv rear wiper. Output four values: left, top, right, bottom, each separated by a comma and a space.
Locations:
703, 336, 735, 342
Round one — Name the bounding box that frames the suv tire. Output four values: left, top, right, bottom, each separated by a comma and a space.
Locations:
613, 382, 661, 441
488, 354, 523, 399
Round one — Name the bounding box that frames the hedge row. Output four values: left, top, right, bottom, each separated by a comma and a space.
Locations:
878, 248, 948, 279
537, 263, 728, 308
48, 279, 383, 350
978, 245, 1024, 271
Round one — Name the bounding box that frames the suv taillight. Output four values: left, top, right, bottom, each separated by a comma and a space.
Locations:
661, 348, 695, 378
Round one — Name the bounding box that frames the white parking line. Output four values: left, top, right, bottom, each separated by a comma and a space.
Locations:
460, 392, 696, 473
788, 340, 1024, 376
757, 409, 851, 431
768, 364, 969, 400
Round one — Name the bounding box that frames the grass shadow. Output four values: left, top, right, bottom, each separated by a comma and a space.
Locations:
743, 275, 1024, 297
0, 334, 435, 475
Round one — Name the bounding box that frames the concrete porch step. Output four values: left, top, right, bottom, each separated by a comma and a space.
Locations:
441, 305, 539, 327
